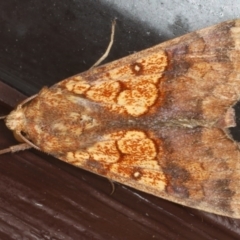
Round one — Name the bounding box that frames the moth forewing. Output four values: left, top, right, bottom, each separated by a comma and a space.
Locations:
2, 19, 240, 218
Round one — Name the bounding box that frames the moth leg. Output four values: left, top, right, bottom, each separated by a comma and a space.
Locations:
14, 131, 40, 151
109, 179, 115, 195
19, 94, 38, 106
90, 19, 116, 69
0, 143, 32, 155
0, 130, 40, 155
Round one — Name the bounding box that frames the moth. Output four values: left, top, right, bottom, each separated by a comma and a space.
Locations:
1, 19, 240, 218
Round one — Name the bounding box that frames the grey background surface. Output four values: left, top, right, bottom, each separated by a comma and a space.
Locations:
101, 0, 239, 37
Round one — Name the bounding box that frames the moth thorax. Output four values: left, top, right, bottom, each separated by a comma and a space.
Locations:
5, 108, 26, 132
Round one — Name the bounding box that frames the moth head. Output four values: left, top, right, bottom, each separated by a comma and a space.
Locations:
4, 94, 38, 134
5, 107, 26, 133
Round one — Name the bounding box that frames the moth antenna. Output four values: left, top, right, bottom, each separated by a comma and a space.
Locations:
0, 94, 40, 155
1, 94, 38, 121
20, 94, 38, 106
0, 143, 32, 155
90, 19, 116, 69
